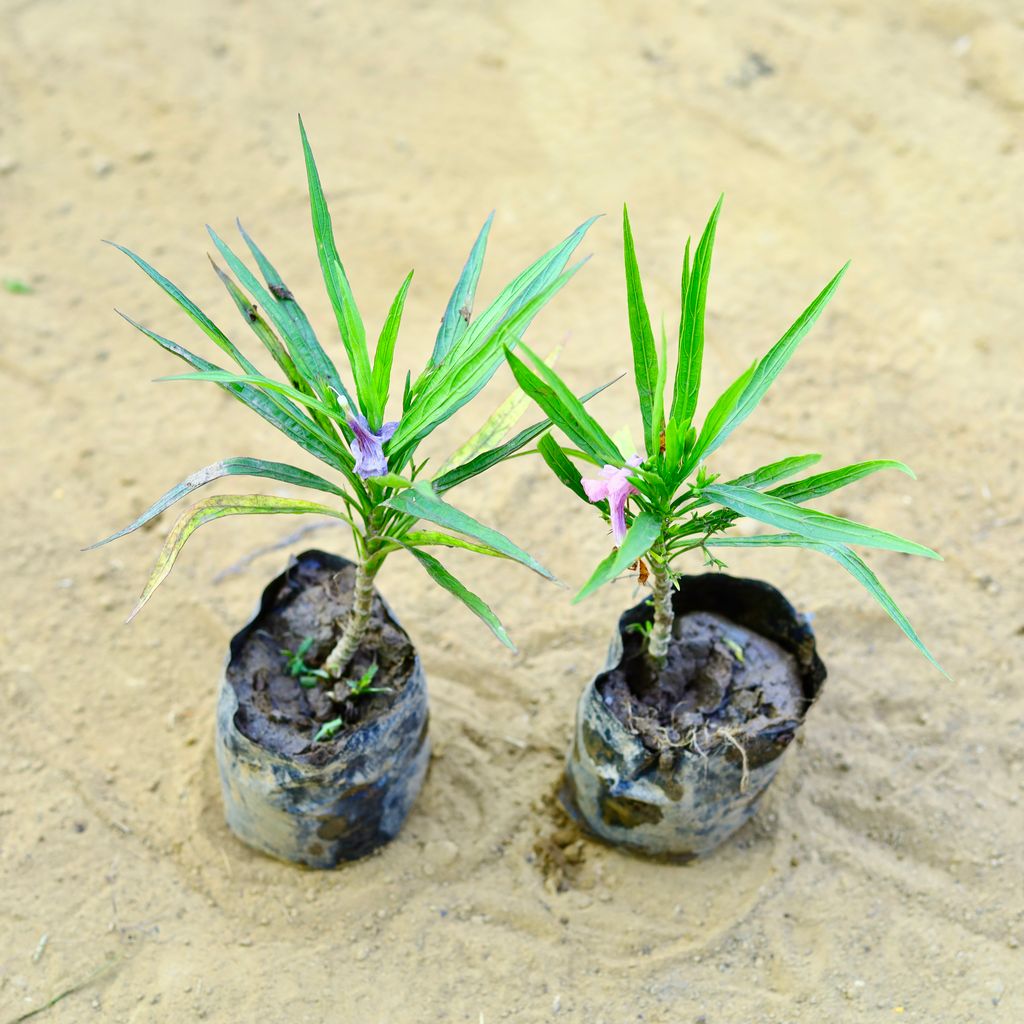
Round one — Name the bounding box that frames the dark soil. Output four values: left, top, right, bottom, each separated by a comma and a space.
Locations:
598, 610, 805, 754
227, 557, 416, 763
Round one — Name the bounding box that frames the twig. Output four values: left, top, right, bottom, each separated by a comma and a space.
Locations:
30, 935, 47, 964
7, 955, 120, 1024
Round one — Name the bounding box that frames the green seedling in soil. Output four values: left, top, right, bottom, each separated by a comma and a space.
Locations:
280, 637, 331, 688
313, 718, 344, 743
313, 666, 391, 741
90, 116, 602, 675
3, 277, 32, 295
508, 201, 944, 675
344, 662, 390, 697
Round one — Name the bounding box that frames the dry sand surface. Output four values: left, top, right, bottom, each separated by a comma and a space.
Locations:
2, 2, 1022, 1021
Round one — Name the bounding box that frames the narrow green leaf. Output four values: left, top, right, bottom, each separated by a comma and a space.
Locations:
107, 242, 258, 374
371, 270, 414, 414
386, 482, 554, 580
699, 262, 850, 461
622, 206, 659, 455
394, 259, 588, 455
671, 196, 723, 428
117, 312, 350, 472
438, 346, 561, 476
726, 454, 823, 491
768, 460, 914, 503
298, 116, 375, 422
707, 533, 946, 675
159, 370, 343, 426
573, 512, 662, 602
402, 530, 510, 560
505, 341, 622, 466
87, 457, 346, 550
537, 433, 588, 502
235, 219, 354, 409
405, 546, 515, 650
688, 359, 758, 470
703, 483, 941, 559
431, 376, 617, 493
441, 216, 598, 370
128, 494, 348, 620
208, 256, 301, 386
432, 212, 493, 364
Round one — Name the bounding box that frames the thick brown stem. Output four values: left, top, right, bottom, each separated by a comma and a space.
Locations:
647, 561, 674, 663
323, 559, 377, 678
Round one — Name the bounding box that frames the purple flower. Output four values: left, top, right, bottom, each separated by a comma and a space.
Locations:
348, 413, 399, 479
582, 455, 643, 545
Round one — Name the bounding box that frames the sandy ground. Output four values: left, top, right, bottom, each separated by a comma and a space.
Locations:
2, 1, 1022, 1021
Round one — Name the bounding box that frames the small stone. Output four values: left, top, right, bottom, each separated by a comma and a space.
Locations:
92, 157, 114, 177
0, 156, 18, 175
423, 839, 459, 867
552, 995, 561, 1014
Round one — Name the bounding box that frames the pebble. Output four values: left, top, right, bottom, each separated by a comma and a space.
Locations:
92, 156, 114, 177
423, 839, 459, 867
0, 156, 17, 175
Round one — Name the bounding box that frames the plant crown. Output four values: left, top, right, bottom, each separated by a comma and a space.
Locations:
505, 201, 944, 673
90, 118, 600, 666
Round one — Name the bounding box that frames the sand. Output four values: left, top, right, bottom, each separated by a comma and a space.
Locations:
1, 2, 1022, 1021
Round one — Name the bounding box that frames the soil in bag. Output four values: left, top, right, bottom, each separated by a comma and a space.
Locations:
227, 556, 416, 766
598, 610, 805, 758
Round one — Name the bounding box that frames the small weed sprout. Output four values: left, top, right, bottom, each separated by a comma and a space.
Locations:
508, 202, 944, 674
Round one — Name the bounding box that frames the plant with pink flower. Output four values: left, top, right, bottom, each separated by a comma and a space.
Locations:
507, 202, 943, 671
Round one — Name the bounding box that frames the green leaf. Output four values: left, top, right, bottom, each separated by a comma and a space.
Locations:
117, 312, 350, 472
698, 262, 850, 462
703, 483, 940, 559
707, 533, 946, 676
107, 242, 258, 375
537, 433, 588, 502
573, 512, 662, 602
726, 454, 823, 492
208, 257, 302, 387
768, 460, 914, 503
671, 196, 723, 428
394, 258, 588, 455
441, 216, 597, 370
128, 494, 348, 620
401, 530, 510, 560
158, 370, 344, 429
438, 345, 561, 476
688, 359, 758, 471
431, 377, 616, 494
86, 457, 347, 550
405, 546, 515, 650
622, 206, 659, 456
371, 270, 413, 414
298, 116, 375, 423
505, 341, 622, 466
385, 482, 554, 580
235, 219, 354, 409
431, 212, 493, 364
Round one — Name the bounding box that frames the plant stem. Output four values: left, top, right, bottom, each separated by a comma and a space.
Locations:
323, 556, 378, 678
647, 558, 675, 664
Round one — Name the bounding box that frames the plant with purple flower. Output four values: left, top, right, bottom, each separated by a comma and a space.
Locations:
91, 118, 598, 677
507, 202, 943, 672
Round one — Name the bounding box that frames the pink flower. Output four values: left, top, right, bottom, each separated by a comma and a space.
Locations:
348, 413, 399, 478
582, 455, 643, 545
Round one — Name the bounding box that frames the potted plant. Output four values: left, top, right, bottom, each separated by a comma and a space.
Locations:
89, 118, 597, 867
506, 201, 944, 860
